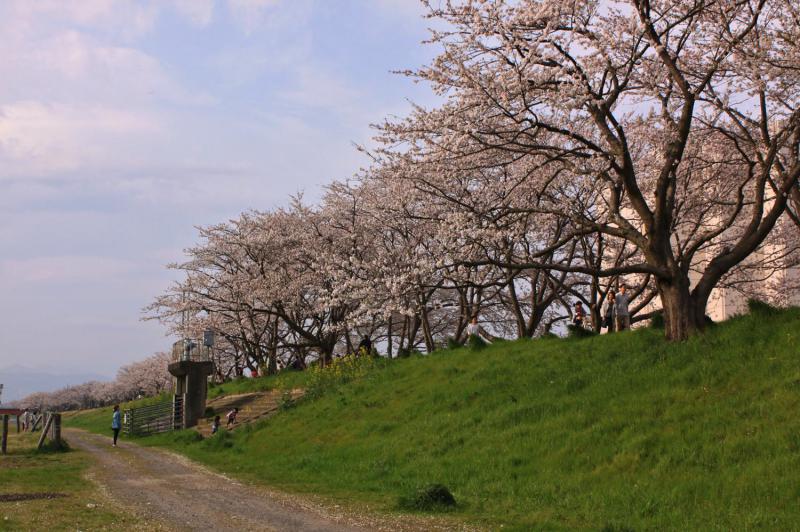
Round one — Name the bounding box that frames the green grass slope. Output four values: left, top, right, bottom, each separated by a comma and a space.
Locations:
67, 307, 800, 530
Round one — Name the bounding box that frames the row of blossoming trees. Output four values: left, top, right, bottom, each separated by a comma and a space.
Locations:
148, 0, 800, 376
14, 352, 173, 412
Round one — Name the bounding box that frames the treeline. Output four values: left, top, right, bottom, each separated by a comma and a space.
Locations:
13, 352, 172, 412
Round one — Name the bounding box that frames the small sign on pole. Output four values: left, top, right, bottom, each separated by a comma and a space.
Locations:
203, 330, 215, 347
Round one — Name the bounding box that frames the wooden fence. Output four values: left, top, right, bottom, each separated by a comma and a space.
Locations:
1, 411, 62, 454
123, 396, 183, 436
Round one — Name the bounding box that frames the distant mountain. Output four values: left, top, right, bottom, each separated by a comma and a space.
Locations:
0, 365, 110, 404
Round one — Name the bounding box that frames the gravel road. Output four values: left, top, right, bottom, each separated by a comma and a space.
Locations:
66, 428, 368, 532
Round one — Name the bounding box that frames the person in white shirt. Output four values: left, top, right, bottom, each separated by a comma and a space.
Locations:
226, 408, 239, 428
464, 316, 491, 345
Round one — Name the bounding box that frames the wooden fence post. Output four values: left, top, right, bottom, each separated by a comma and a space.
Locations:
37, 414, 54, 450
1, 415, 9, 455
51, 414, 61, 446
15, 414, 20, 433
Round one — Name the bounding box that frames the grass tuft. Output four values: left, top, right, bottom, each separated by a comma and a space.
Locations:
35, 438, 71, 454
397, 484, 457, 512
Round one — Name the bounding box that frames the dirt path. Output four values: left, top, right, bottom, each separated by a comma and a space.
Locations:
66, 428, 367, 532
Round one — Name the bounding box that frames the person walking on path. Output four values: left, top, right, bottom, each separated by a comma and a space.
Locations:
604, 291, 616, 333
211, 415, 221, 435
615, 285, 631, 331
111, 405, 121, 447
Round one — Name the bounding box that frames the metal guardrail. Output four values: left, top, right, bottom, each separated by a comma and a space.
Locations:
123, 397, 183, 436
171, 339, 211, 363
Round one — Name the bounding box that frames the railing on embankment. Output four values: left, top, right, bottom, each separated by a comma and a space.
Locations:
123, 396, 183, 436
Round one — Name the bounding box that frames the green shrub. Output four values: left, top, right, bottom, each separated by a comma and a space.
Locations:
36, 439, 71, 454
601, 525, 635, 532
446, 337, 461, 350
467, 334, 487, 350
202, 429, 235, 450
169, 430, 203, 445
278, 390, 297, 411
649, 311, 664, 328
306, 354, 381, 398
398, 483, 457, 512
748, 298, 779, 315
567, 324, 596, 338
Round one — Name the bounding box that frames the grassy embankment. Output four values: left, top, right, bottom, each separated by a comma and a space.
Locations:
0, 432, 139, 531
66, 305, 800, 530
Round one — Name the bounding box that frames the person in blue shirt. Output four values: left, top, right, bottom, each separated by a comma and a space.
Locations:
111, 405, 121, 447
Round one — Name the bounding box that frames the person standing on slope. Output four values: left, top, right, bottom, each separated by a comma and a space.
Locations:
573, 302, 586, 328
604, 291, 616, 333
464, 315, 492, 345
226, 407, 239, 428
615, 285, 631, 331
111, 405, 121, 447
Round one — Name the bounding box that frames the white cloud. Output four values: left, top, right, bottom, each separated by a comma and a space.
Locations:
225, 0, 304, 35
0, 101, 162, 178
2, 0, 160, 41
1, 0, 223, 40
171, 0, 215, 28
276, 65, 361, 112
0, 256, 137, 284
370, 0, 428, 18
0, 29, 212, 106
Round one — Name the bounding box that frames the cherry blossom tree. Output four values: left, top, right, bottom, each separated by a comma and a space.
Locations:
376, 0, 800, 340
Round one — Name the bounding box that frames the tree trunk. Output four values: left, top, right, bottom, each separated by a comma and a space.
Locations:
398, 316, 408, 352
657, 275, 706, 341
420, 306, 435, 353
344, 328, 354, 355
267, 319, 279, 375
386, 315, 393, 359
408, 315, 421, 351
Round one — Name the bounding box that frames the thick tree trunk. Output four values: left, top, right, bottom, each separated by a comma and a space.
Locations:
657, 275, 706, 341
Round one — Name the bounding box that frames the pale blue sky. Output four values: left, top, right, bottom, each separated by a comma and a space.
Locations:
0, 0, 439, 389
